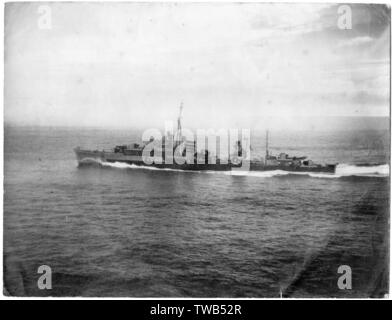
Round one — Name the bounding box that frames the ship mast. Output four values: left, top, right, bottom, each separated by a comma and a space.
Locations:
265, 130, 269, 160
175, 102, 183, 144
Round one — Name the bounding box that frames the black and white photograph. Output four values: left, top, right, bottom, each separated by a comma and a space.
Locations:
2, 1, 390, 299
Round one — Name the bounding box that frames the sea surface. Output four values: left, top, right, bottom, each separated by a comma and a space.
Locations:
3, 126, 390, 297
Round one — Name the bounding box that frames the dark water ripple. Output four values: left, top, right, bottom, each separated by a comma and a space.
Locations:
3, 127, 390, 297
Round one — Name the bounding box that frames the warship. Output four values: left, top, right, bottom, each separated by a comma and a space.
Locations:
74, 105, 337, 173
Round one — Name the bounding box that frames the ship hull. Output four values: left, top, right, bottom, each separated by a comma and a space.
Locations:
250, 163, 336, 173
74, 148, 233, 171
74, 148, 336, 173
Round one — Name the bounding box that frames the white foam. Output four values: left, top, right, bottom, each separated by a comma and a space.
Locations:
335, 164, 389, 176
101, 161, 143, 169
100, 161, 192, 173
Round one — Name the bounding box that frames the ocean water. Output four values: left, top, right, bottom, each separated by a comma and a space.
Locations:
3, 126, 390, 297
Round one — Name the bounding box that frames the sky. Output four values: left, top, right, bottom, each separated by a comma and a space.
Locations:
4, 2, 391, 130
